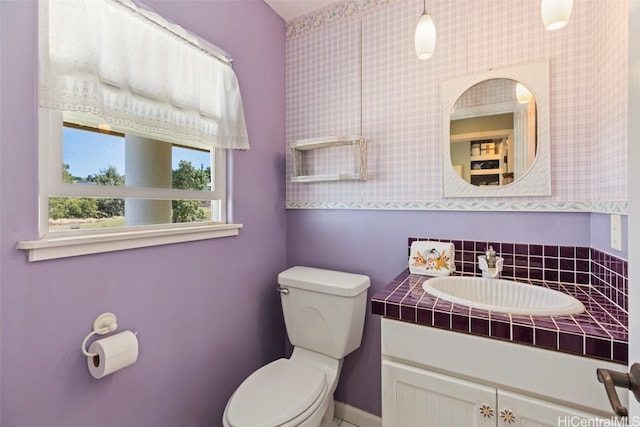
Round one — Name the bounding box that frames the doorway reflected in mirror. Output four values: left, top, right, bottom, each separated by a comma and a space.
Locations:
449, 78, 537, 188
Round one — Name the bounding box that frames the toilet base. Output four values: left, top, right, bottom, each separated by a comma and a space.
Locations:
292, 347, 342, 427
319, 397, 336, 427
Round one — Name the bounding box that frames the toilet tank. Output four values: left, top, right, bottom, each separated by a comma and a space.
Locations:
278, 266, 370, 360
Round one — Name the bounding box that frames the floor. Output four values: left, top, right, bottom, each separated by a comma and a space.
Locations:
334, 418, 358, 427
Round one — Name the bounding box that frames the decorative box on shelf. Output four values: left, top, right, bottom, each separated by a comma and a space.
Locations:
290, 135, 367, 183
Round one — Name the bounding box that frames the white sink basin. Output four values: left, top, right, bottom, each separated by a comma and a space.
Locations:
422, 276, 585, 316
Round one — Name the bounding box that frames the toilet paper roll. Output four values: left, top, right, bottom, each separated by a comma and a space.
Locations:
87, 330, 138, 379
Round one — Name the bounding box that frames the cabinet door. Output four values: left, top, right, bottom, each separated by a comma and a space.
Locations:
383, 360, 496, 427
498, 389, 609, 427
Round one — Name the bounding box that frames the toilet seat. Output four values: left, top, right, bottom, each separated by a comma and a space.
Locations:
226, 358, 327, 427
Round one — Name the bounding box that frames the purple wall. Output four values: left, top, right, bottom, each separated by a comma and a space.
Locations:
591, 212, 628, 258
0, 1, 286, 426
285, 208, 621, 416
0, 1, 628, 424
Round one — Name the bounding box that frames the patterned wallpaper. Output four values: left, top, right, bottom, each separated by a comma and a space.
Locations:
591, 0, 628, 204
285, 0, 628, 212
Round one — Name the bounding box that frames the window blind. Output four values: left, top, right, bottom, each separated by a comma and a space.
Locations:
39, 0, 250, 150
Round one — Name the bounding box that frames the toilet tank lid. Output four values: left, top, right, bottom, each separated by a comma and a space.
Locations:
278, 266, 370, 297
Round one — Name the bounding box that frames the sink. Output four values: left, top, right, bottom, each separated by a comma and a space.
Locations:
422, 276, 585, 316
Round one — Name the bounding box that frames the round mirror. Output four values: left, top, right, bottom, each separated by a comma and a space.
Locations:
441, 61, 550, 198
449, 78, 537, 187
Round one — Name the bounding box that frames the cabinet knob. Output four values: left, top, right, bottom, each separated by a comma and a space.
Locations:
479, 404, 494, 419
500, 408, 516, 424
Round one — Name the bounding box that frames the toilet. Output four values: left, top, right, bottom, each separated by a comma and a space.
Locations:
223, 266, 370, 427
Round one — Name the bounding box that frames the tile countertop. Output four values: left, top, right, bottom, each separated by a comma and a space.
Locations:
371, 270, 628, 365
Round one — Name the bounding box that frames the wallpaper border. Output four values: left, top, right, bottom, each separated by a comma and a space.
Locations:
285, 201, 628, 214
285, 0, 393, 39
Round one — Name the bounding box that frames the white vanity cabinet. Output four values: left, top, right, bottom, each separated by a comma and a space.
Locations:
383, 360, 602, 426
381, 318, 625, 426
383, 360, 495, 426
498, 389, 602, 426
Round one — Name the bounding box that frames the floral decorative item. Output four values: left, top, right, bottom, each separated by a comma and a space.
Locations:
479, 404, 494, 419
408, 241, 455, 276
411, 249, 450, 272
500, 409, 516, 424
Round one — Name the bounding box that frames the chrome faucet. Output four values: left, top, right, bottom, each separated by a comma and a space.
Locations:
478, 246, 504, 279
486, 246, 497, 268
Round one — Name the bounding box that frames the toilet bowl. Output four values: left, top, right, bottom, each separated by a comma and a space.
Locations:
223, 266, 370, 427
223, 349, 338, 427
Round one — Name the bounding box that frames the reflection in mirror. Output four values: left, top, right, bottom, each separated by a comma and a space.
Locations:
441, 60, 550, 198
449, 79, 537, 187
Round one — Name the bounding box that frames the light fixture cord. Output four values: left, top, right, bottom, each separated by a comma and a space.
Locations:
423, 0, 427, 15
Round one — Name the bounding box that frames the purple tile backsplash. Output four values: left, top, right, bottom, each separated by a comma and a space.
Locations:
373, 238, 630, 364
407, 237, 628, 310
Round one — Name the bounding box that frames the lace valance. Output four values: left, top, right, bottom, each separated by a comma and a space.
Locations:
39, 0, 250, 149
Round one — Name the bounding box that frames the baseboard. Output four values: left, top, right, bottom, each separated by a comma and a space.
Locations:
334, 401, 382, 427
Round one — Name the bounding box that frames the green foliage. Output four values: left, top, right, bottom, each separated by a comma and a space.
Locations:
49, 197, 98, 220
52, 165, 124, 220
172, 160, 210, 190
172, 200, 206, 223
171, 160, 210, 223
62, 163, 79, 183
52, 161, 211, 224
90, 166, 125, 186
95, 198, 124, 219
89, 166, 125, 218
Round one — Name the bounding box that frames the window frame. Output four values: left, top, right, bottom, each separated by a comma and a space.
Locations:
17, 108, 241, 262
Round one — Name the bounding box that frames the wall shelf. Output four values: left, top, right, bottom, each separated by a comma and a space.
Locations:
291, 135, 367, 183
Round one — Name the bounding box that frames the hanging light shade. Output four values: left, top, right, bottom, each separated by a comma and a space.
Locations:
415, 0, 436, 59
541, 0, 573, 31
516, 83, 533, 104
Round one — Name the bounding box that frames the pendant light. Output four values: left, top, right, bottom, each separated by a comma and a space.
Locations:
414, 0, 436, 59
541, 0, 573, 31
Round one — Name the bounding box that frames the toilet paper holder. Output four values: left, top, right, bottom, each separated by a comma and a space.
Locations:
81, 312, 119, 357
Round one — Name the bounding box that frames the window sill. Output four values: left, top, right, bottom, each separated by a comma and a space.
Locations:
16, 223, 242, 262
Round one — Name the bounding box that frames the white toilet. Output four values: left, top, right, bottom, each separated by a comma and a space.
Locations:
223, 266, 370, 427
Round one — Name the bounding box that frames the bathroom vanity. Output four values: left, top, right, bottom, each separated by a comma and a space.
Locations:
373, 269, 628, 426
382, 318, 622, 426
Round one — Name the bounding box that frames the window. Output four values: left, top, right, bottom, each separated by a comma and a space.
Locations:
50, 111, 224, 231
16, 109, 240, 262
18, 0, 249, 261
